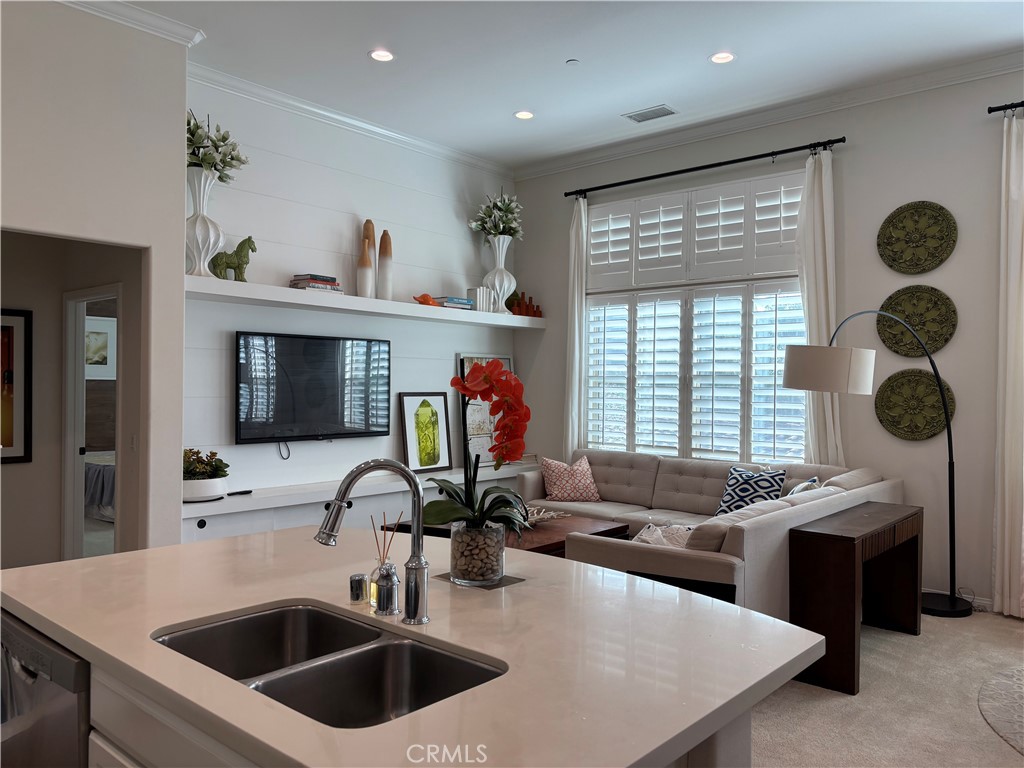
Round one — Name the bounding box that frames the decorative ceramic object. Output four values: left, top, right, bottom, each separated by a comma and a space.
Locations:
362, 219, 376, 298
876, 285, 957, 357
210, 236, 256, 282
449, 520, 504, 586
468, 287, 495, 312
377, 230, 393, 300
184, 166, 225, 277
181, 477, 227, 502
482, 234, 516, 315
877, 201, 957, 274
357, 238, 374, 298
874, 368, 956, 441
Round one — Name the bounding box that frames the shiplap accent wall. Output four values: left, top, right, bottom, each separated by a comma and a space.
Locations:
184, 79, 516, 491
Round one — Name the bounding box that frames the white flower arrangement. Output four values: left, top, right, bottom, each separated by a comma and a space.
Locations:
468, 193, 524, 241
186, 110, 249, 184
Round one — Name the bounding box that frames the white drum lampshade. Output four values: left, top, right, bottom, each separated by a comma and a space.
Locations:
782, 345, 876, 395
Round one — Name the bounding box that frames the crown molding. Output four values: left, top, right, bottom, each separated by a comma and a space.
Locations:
187, 64, 512, 179
62, 2, 205, 47
514, 50, 1024, 181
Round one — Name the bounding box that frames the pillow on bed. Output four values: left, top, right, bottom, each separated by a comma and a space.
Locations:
541, 456, 601, 502
715, 466, 786, 516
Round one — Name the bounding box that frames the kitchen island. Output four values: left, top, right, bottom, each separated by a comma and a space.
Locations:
0, 525, 823, 767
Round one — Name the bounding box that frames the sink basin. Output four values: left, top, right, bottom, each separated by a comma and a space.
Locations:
155, 605, 380, 681
250, 639, 504, 728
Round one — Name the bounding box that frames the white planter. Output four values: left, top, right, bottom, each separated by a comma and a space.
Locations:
482, 235, 516, 315
182, 477, 228, 502
184, 167, 225, 278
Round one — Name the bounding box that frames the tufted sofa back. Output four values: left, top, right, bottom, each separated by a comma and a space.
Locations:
649, 459, 848, 516
570, 449, 660, 507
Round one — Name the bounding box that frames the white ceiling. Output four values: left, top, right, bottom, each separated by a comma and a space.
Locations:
144, 1, 1023, 171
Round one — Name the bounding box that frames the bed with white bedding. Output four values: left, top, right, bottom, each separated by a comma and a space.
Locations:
85, 451, 116, 522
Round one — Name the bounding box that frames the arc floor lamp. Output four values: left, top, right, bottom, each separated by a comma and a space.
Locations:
783, 309, 972, 618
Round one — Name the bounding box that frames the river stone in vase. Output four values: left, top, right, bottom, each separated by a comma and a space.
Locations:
450, 520, 505, 586
482, 234, 516, 315
184, 166, 225, 277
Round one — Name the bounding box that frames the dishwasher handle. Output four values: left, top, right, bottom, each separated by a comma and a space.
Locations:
1, 611, 89, 693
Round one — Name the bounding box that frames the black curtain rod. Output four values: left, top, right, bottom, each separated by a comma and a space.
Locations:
988, 100, 1024, 114
564, 136, 846, 198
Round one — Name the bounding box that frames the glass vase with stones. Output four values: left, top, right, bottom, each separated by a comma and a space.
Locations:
450, 520, 505, 586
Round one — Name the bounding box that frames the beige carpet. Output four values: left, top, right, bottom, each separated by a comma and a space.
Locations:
752, 612, 1024, 768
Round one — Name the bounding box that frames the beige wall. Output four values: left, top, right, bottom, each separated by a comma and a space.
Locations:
1, 2, 186, 548
514, 70, 1023, 605
0, 233, 143, 568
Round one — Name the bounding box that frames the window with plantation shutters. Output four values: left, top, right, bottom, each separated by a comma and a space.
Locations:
583, 168, 807, 464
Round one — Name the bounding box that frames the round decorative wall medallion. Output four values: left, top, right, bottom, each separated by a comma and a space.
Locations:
876, 285, 958, 357
877, 201, 957, 274
874, 369, 956, 441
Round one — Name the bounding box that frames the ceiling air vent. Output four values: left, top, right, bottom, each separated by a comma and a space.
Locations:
622, 104, 677, 124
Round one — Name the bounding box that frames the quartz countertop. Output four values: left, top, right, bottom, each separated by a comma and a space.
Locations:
0, 526, 823, 767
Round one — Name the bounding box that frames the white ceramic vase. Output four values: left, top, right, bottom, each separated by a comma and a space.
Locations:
182, 477, 227, 503
482, 234, 516, 315
185, 166, 225, 277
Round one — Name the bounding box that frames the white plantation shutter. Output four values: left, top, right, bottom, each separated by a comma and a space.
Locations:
692, 182, 748, 279
586, 297, 631, 450
588, 202, 634, 289
690, 288, 745, 460
750, 282, 806, 463
634, 293, 683, 454
752, 175, 803, 271
635, 194, 686, 285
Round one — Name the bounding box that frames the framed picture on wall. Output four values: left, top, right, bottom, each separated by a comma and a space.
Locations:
398, 392, 453, 474
85, 316, 117, 381
456, 353, 513, 467
1, 309, 33, 464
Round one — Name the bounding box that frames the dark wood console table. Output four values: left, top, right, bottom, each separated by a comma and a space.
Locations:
789, 501, 923, 695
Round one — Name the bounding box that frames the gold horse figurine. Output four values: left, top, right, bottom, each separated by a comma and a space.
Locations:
211, 236, 256, 281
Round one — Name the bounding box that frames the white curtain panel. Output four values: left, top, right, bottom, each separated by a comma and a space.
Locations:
795, 150, 845, 466
993, 114, 1024, 618
564, 196, 588, 462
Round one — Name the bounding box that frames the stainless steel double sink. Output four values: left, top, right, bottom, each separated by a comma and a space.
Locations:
154, 605, 504, 728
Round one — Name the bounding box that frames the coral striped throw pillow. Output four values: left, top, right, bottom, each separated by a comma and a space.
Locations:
541, 456, 601, 502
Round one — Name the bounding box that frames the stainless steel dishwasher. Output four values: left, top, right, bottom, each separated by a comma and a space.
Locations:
1, 609, 90, 767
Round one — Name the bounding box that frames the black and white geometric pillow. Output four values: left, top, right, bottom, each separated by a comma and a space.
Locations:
715, 467, 787, 515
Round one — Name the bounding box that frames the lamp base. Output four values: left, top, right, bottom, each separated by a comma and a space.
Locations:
921, 592, 972, 618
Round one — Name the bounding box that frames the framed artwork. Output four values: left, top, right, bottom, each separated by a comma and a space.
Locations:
398, 392, 453, 474
456, 353, 513, 467
85, 316, 117, 380
1, 309, 32, 464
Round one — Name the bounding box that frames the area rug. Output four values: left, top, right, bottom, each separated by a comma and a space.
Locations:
979, 666, 1024, 755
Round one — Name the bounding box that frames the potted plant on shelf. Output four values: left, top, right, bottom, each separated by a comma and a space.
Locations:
468, 193, 524, 315
182, 448, 230, 502
423, 359, 530, 586
185, 110, 249, 278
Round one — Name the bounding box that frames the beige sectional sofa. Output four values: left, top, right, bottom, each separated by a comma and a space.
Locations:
517, 449, 903, 620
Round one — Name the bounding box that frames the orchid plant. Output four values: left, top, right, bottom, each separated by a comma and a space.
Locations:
186, 110, 249, 184
423, 360, 530, 535
468, 193, 524, 241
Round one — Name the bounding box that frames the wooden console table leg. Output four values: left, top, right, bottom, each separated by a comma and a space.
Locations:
862, 533, 922, 635
790, 533, 861, 695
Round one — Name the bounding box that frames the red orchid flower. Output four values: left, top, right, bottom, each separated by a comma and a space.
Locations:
451, 358, 530, 469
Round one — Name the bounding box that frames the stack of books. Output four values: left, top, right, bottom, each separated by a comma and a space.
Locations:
432, 296, 473, 310
290, 273, 343, 293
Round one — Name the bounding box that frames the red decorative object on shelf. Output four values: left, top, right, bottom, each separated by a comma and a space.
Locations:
508, 290, 543, 317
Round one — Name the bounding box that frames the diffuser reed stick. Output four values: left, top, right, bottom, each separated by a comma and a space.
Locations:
384, 511, 403, 563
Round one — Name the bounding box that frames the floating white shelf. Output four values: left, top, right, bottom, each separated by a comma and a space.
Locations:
185, 276, 546, 330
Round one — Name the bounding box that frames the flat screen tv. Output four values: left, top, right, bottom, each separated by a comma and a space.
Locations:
235, 331, 390, 444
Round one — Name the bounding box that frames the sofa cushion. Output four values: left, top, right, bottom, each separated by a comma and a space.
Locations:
780, 486, 841, 507
571, 449, 659, 507
616, 508, 708, 535
527, 499, 648, 522
541, 456, 600, 502
779, 463, 848, 494
686, 499, 789, 552
823, 467, 883, 491
716, 467, 787, 515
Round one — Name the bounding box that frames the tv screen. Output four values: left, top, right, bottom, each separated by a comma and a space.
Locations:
235, 331, 390, 444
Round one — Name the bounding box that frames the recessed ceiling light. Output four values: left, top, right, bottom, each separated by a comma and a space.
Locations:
369, 49, 394, 62
514, 111, 534, 120
710, 51, 735, 64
